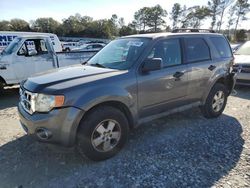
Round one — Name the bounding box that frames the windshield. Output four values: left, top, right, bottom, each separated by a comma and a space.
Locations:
1, 37, 22, 55
235, 41, 250, 55
88, 38, 150, 70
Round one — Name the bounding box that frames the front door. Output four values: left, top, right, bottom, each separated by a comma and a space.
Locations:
12, 40, 35, 82
137, 38, 189, 118
13, 39, 54, 82
31, 39, 54, 74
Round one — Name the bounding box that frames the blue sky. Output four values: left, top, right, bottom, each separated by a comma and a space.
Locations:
0, 0, 249, 29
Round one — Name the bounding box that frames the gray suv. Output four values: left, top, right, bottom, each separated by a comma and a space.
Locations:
18, 29, 236, 161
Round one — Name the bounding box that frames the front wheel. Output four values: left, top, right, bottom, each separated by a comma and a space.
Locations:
77, 106, 129, 161
201, 83, 228, 118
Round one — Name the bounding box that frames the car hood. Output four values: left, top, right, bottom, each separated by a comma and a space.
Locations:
23, 65, 123, 92
234, 54, 250, 65
0, 54, 11, 64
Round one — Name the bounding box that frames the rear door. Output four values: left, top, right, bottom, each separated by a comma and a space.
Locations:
184, 37, 215, 101
137, 38, 189, 118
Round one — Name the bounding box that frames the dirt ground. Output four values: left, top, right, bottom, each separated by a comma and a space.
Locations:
0, 86, 249, 188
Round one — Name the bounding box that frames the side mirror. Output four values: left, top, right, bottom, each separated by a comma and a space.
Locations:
28, 49, 37, 56
141, 58, 163, 72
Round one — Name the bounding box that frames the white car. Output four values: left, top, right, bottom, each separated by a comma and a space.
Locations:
61, 42, 78, 52
234, 41, 250, 86
72, 43, 105, 52
230, 43, 242, 53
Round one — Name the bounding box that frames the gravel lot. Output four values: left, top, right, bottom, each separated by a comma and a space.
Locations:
0, 87, 249, 188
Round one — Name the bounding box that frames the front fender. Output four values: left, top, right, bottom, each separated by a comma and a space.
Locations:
74, 85, 135, 112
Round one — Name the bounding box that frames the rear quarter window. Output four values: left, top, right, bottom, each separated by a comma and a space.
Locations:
210, 37, 232, 58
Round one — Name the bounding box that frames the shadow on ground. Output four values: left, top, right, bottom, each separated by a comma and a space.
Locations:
0, 110, 244, 188
234, 86, 250, 100
0, 87, 19, 110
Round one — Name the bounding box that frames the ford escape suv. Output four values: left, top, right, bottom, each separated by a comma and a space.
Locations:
18, 29, 236, 161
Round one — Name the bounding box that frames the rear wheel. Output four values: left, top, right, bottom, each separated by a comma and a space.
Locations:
77, 106, 129, 161
201, 83, 228, 118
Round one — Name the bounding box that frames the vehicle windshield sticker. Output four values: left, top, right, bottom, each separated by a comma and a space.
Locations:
127, 41, 143, 47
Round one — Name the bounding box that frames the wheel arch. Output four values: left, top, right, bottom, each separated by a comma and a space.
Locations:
79, 100, 136, 130
214, 75, 235, 95
202, 74, 233, 104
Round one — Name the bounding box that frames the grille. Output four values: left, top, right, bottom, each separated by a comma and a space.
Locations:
237, 79, 250, 84
233, 64, 250, 73
20, 87, 34, 114
241, 67, 250, 73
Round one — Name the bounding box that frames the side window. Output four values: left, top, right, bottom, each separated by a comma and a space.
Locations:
93, 44, 102, 48
185, 38, 210, 63
210, 37, 232, 58
17, 40, 35, 56
27, 39, 48, 54
17, 43, 28, 56
87, 45, 93, 49
147, 39, 182, 67
18, 39, 48, 56
26, 40, 36, 51
38, 40, 48, 54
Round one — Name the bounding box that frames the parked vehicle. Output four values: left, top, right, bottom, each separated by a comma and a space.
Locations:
0, 35, 98, 91
233, 41, 250, 85
18, 29, 236, 161
72, 43, 105, 52
230, 43, 242, 53
61, 42, 78, 52
0, 31, 62, 52
78, 39, 109, 46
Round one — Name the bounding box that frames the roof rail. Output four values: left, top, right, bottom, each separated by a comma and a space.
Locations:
172, 28, 216, 33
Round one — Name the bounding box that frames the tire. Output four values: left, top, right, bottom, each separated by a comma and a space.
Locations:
201, 83, 228, 118
77, 106, 129, 161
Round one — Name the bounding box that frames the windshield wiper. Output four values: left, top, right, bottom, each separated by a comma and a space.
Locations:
90, 63, 107, 68
81, 61, 88, 65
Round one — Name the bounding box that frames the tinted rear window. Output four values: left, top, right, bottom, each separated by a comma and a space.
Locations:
210, 37, 232, 58
185, 38, 210, 63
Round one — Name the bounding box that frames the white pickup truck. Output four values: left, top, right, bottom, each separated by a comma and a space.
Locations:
0, 35, 98, 91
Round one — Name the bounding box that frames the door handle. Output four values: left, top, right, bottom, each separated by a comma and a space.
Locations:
173, 71, 184, 80
208, 65, 216, 71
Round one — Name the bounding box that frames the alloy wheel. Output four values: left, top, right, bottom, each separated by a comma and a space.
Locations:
91, 119, 121, 152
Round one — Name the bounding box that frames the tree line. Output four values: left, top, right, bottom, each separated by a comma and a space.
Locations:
0, 0, 249, 41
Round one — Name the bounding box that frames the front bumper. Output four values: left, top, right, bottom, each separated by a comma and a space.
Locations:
18, 103, 84, 147
236, 72, 250, 86
233, 64, 250, 86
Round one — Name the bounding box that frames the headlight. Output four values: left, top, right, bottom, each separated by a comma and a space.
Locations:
31, 93, 64, 113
